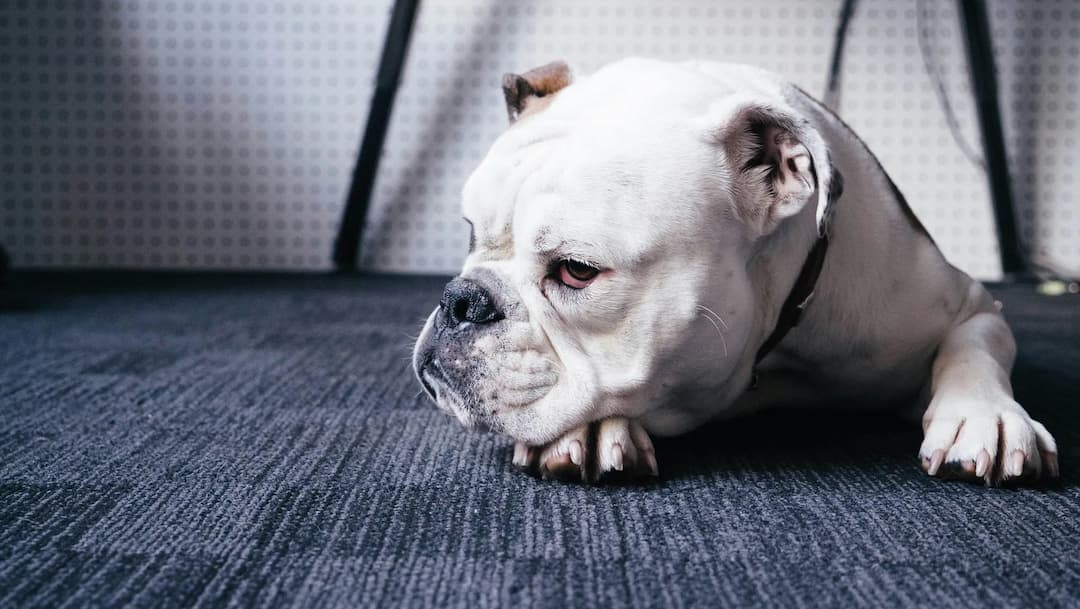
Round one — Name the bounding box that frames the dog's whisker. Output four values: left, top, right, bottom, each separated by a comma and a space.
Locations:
696, 304, 729, 331
699, 312, 729, 357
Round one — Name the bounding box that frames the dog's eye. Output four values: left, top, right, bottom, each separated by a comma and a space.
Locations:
557, 259, 600, 289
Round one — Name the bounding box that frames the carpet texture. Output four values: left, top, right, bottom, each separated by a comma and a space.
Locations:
1, 273, 1077, 609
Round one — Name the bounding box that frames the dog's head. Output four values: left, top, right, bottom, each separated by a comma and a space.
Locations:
413, 59, 834, 444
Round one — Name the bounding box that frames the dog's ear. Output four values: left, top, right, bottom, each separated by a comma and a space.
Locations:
712, 101, 839, 237
502, 61, 574, 123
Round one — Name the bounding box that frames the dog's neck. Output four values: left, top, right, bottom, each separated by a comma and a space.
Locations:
747, 203, 822, 364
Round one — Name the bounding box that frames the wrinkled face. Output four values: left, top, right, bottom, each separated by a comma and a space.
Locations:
412, 60, 818, 445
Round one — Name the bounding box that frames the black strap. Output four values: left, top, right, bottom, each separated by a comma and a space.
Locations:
957, 0, 1027, 277
332, 0, 422, 272
752, 234, 830, 372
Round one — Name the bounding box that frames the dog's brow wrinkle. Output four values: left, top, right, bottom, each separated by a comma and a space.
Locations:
508, 124, 572, 150
533, 226, 551, 251
533, 234, 601, 260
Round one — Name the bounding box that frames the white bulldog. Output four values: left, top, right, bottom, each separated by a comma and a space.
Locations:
412, 58, 1058, 485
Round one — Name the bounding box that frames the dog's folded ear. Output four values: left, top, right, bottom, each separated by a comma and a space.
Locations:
502, 61, 574, 123
710, 101, 840, 237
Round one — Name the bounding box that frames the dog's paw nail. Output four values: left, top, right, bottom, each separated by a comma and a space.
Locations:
512, 443, 528, 467
975, 449, 991, 479
609, 443, 624, 471
927, 449, 945, 476
569, 440, 584, 466
1008, 450, 1025, 477
644, 450, 659, 477
1046, 452, 1060, 478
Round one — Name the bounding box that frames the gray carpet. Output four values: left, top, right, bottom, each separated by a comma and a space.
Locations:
1, 272, 1077, 609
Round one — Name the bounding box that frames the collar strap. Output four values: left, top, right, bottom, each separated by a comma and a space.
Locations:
749, 148, 842, 386
753, 233, 830, 368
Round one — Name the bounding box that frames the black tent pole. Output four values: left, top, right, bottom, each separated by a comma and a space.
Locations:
333, 0, 421, 272
957, 0, 1028, 278
0, 243, 8, 288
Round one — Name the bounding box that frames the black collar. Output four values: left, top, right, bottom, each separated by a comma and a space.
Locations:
750, 232, 830, 385
750, 160, 843, 387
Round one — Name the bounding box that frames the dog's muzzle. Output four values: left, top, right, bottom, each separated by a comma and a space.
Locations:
414, 277, 505, 421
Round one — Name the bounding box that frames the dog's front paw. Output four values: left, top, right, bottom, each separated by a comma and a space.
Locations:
919, 397, 1058, 486
512, 417, 658, 483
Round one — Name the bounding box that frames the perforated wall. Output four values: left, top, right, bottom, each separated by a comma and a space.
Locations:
1, 1, 1077, 279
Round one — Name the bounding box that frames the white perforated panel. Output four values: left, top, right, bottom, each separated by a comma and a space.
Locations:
0, 0, 392, 269
1, 0, 1077, 279
991, 2, 1080, 275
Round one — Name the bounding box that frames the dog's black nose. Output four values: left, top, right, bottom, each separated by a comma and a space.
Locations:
439, 277, 503, 326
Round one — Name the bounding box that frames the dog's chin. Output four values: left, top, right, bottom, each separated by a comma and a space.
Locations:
448, 408, 496, 433
421, 373, 578, 442
419, 368, 500, 433
417, 350, 565, 434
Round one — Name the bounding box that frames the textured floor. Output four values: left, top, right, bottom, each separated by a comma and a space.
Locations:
1, 273, 1078, 609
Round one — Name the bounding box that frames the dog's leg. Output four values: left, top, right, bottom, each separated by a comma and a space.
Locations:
512, 417, 658, 483
920, 286, 1058, 485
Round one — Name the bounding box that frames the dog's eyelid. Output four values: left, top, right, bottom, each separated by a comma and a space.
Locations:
545, 254, 607, 279
545, 246, 605, 269
562, 255, 600, 269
